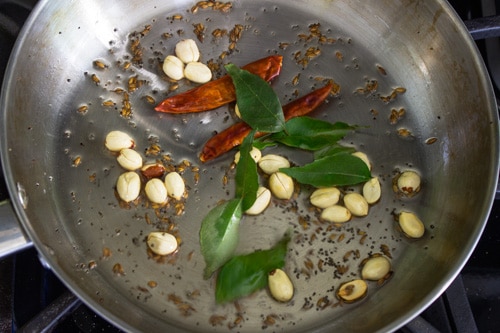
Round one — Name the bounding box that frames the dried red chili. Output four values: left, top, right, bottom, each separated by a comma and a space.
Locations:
154, 55, 283, 113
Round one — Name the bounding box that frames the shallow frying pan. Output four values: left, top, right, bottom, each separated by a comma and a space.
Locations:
1, 0, 498, 332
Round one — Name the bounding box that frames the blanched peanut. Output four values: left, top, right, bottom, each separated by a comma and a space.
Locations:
145, 178, 168, 204
310, 187, 341, 209
147, 232, 178, 256
343, 193, 369, 216
117, 148, 143, 171
397, 170, 421, 196
269, 172, 294, 200
184, 62, 212, 83
321, 205, 352, 223
361, 255, 391, 281
234, 146, 262, 164
175, 39, 200, 63
258, 154, 290, 175
162, 55, 185, 81
116, 172, 141, 202
105, 131, 134, 151
268, 269, 294, 302
337, 279, 367, 303
352, 151, 371, 170
363, 177, 381, 204
164, 172, 185, 200
398, 211, 425, 238
245, 186, 271, 215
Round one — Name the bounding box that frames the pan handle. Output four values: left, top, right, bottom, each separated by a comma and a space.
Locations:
0, 199, 32, 258
464, 15, 500, 40
0, 0, 38, 259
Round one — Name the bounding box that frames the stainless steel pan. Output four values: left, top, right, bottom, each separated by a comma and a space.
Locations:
1, 0, 498, 332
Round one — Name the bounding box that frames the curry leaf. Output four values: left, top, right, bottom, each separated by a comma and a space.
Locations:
271, 117, 356, 150
314, 144, 357, 159
253, 135, 277, 150
215, 234, 290, 303
253, 140, 277, 150
200, 198, 243, 279
235, 131, 259, 211
280, 154, 371, 187
225, 63, 285, 133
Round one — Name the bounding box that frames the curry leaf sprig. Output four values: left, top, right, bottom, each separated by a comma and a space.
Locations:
200, 130, 263, 279
200, 65, 286, 282
200, 64, 370, 304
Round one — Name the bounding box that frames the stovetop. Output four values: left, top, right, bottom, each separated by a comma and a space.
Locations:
0, 1, 499, 332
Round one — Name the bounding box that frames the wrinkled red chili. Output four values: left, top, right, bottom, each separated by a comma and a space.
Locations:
200, 83, 334, 162
155, 55, 283, 113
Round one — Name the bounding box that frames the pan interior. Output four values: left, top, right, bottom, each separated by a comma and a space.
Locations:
1, 0, 497, 332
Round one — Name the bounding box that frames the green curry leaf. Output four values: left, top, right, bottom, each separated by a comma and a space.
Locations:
235, 131, 259, 211
280, 154, 371, 187
225, 63, 285, 133
271, 117, 356, 150
215, 234, 290, 303
314, 144, 357, 160
200, 198, 243, 279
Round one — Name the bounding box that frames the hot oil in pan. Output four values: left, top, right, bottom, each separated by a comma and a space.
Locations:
57, 2, 433, 331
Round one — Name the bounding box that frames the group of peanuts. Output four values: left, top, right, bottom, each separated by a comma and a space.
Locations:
105, 130, 182, 256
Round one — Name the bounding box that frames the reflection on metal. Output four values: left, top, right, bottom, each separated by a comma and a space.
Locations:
16, 183, 28, 209
0, 200, 31, 258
